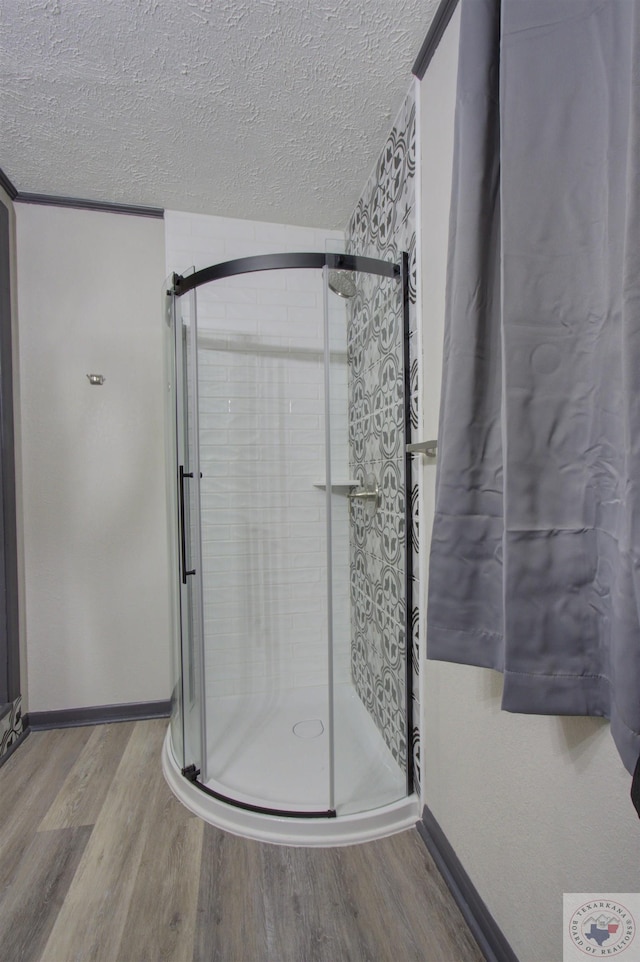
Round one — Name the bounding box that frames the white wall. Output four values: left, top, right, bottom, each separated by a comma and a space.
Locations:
165, 212, 350, 702
419, 9, 640, 962
16, 204, 171, 712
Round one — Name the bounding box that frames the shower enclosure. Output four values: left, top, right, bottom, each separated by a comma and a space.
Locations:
162, 251, 416, 844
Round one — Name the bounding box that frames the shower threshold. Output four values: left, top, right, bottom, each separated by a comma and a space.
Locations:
162, 683, 418, 846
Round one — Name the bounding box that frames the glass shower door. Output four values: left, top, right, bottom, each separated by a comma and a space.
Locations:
174, 285, 206, 782
166, 251, 411, 827
196, 267, 333, 816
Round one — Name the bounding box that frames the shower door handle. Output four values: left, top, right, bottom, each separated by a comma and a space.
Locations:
179, 465, 196, 584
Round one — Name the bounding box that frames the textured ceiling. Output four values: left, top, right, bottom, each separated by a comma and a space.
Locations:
0, 0, 440, 229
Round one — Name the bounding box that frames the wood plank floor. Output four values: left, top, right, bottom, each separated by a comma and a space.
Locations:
0, 719, 485, 962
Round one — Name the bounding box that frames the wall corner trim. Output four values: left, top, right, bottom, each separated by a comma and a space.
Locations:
417, 806, 520, 962
412, 0, 460, 79
0, 166, 18, 201
25, 699, 172, 731
15, 193, 164, 219
0, 169, 165, 217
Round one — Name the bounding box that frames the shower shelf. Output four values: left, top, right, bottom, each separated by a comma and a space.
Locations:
406, 439, 438, 459
313, 479, 359, 491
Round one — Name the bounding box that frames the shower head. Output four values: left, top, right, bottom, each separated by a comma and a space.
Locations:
328, 269, 357, 299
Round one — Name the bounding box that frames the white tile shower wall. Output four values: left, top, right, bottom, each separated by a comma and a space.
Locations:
165, 213, 350, 700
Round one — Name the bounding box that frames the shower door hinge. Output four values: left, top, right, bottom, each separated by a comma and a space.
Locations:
181, 764, 201, 782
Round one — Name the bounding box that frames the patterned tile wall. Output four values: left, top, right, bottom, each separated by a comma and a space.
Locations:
0, 695, 23, 764
346, 89, 421, 790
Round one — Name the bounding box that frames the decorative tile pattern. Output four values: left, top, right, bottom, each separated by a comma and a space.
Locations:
0, 695, 23, 762
346, 89, 421, 789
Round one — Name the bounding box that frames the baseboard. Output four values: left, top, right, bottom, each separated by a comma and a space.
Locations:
25, 699, 172, 731
417, 806, 520, 962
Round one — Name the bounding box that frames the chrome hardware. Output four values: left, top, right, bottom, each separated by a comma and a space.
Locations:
86, 374, 105, 386
347, 475, 380, 512
349, 488, 378, 500
406, 439, 437, 459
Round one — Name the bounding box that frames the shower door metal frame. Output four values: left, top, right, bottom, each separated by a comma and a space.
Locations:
174, 251, 399, 295
169, 250, 414, 818
401, 251, 414, 796
173, 283, 207, 786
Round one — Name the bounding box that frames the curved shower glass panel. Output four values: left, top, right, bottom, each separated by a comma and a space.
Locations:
165, 252, 413, 834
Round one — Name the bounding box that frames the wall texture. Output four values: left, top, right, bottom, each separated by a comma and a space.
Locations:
2, 0, 441, 230
420, 9, 640, 962
346, 91, 420, 785
16, 204, 171, 712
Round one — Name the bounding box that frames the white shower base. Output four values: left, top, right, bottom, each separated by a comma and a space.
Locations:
162, 683, 418, 846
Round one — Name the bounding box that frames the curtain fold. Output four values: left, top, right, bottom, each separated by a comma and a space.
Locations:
427, 0, 640, 774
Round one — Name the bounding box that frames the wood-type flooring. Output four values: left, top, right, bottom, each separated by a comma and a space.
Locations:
0, 719, 485, 962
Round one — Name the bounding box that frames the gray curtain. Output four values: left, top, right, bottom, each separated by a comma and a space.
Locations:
427, 0, 640, 774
